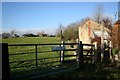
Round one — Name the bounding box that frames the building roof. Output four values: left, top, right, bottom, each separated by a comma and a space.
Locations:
79, 18, 99, 28
114, 20, 120, 25
80, 19, 110, 33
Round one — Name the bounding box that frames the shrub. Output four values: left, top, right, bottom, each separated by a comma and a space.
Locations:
112, 48, 118, 55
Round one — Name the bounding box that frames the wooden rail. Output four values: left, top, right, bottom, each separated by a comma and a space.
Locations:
2, 41, 97, 79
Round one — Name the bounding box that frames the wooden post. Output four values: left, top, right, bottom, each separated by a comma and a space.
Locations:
0, 44, 1, 80
101, 21, 104, 61
35, 45, 38, 67
2, 43, 10, 80
118, 51, 120, 66
94, 42, 101, 63
78, 41, 83, 69
103, 48, 110, 64
94, 42, 98, 63
77, 42, 80, 66
98, 47, 101, 63
60, 41, 64, 64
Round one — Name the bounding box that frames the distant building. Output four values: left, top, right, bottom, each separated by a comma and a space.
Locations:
79, 19, 111, 46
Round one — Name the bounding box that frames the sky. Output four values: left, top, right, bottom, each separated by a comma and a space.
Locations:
2, 2, 118, 35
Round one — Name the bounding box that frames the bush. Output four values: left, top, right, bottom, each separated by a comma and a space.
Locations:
112, 48, 118, 55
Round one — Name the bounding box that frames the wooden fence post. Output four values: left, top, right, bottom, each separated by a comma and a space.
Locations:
103, 48, 110, 64
94, 42, 98, 63
98, 47, 101, 63
94, 42, 101, 63
60, 41, 64, 64
78, 41, 83, 69
118, 51, 120, 66
35, 45, 38, 67
2, 43, 10, 80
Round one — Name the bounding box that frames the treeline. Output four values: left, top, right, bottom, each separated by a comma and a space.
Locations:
22, 33, 55, 37
1, 30, 20, 38
55, 18, 89, 41
56, 18, 113, 42
1, 30, 56, 38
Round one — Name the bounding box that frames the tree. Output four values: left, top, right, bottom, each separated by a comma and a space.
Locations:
10, 30, 16, 38
37, 31, 49, 37
22, 33, 38, 37
37, 31, 45, 37
2, 32, 11, 38
55, 24, 65, 40
14, 34, 20, 37
102, 17, 113, 30
92, 4, 104, 24
62, 22, 80, 41
92, 4, 114, 36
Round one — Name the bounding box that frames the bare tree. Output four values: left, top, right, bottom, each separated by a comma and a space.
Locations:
37, 31, 45, 37
55, 23, 64, 39
102, 17, 113, 29
92, 4, 114, 36
10, 29, 16, 38
92, 4, 104, 24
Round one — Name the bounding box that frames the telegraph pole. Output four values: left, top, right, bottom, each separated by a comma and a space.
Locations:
118, 1, 120, 20
59, 23, 63, 41
101, 21, 104, 59
115, 12, 117, 22
60, 29, 62, 41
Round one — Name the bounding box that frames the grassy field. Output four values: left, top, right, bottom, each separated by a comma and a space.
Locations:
2, 37, 61, 61
2, 37, 60, 77
2, 37, 77, 79
2, 37, 120, 79
2, 37, 60, 44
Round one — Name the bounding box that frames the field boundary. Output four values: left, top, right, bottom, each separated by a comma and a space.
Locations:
2, 41, 99, 79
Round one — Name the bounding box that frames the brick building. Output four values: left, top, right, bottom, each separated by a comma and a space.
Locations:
111, 20, 120, 50
79, 19, 110, 46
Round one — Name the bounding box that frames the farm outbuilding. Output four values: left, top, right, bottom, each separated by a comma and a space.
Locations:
79, 19, 111, 46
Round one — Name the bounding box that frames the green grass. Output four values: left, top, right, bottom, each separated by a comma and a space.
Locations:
43, 63, 120, 79
2, 37, 62, 77
2, 37, 120, 79
2, 37, 77, 79
3, 37, 61, 62
2, 37, 60, 44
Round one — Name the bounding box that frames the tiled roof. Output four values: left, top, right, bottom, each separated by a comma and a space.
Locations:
80, 19, 110, 33
114, 20, 120, 25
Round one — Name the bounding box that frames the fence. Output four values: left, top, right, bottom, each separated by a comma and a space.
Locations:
2, 41, 99, 79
